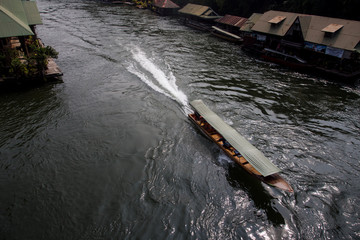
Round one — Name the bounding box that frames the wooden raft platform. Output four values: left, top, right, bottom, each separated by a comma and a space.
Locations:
45, 58, 63, 79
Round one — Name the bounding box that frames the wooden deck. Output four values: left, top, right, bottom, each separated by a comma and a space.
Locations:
45, 58, 63, 79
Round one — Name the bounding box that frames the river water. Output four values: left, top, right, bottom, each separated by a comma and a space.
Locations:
1, 1, 360, 239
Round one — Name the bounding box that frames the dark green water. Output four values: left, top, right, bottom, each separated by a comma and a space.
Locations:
1, 1, 360, 239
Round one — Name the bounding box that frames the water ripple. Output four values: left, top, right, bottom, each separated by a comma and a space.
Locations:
1, 1, 359, 239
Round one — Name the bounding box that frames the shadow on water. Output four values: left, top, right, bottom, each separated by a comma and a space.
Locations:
0, 79, 63, 94
192, 124, 286, 227
225, 164, 286, 226
0, 83, 65, 150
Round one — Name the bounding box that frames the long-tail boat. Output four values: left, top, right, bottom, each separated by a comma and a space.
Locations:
189, 99, 293, 192
210, 26, 243, 44
261, 48, 311, 71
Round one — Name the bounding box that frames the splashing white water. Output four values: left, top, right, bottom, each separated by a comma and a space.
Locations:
126, 45, 191, 114
217, 150, 233, 166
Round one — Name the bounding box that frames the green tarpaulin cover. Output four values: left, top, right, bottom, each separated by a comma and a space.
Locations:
190, 99, 281, 177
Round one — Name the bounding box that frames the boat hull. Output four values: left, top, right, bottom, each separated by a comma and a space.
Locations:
211, 32, 242, 44
189, 113, 293, 192
261, 54, 311, 71
210, 26, 243, 44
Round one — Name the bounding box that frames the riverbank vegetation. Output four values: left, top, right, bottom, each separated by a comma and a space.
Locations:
173, 0, 360, 21
0, 37, 58, 83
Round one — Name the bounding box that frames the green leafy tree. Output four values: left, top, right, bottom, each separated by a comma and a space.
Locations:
28, 41, 58, 79
1, 38, 58, 81
9, 58, 28, 79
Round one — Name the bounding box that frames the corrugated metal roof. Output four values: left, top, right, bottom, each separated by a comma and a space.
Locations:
355, 42, 360, 53
0, 4, 33, 38
302, 16, 360, 51
240, 13, 262, 32
268, 15, 286, 24
322, 23, 343, 33
215, 14, 248, 28
2, 0, 29, 25
0, 0, 42, 38
22, 1, 42, 25
153, 0, 179, 9
251, 10, 303, 37
203, 9, 213, 16
178, 3, 219, 19
252, 10, 360, 51
190, 99, 281, 177
179, 3, 209, 16
297, 15, 311, 39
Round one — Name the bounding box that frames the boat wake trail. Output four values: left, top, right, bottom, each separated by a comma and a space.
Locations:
126, 45, 191, 114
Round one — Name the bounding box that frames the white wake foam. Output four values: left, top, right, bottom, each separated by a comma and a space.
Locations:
126, 45, 191, 114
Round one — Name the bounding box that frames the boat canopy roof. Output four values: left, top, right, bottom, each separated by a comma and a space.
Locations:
211, 26, 242, 40
190, 99, 281, 177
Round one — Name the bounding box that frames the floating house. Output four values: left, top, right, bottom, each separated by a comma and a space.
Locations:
246, 10, 360, 80
215, 15, 248, 35
0, 0, 62, 83
301, 16, 360, 59
240, 13, 263, 46
211, 14, 248, 43
250, 11, 306, 49
151, 0, 179, 16
0, 0, 42, 52
240, 13, 263, 34
178, 3, 221, 31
